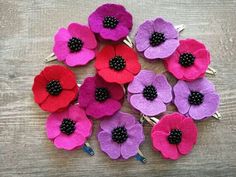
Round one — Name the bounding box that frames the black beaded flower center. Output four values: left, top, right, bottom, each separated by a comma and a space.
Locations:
143, 85, 158, 101
67, 37, 83, 53
95, 87, 110, 102
188, 91, 204, 105
60, 118, 76, 135
103, 16, 119, 29
179, 53, 195, 67
46, 80, 62, 96
149, 32, 166, 47
109, 56, 126, 71
112, 126, 128, 144
168, 129, 182, 144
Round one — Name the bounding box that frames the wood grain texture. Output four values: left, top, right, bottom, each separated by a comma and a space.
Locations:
0, 0, 236, 176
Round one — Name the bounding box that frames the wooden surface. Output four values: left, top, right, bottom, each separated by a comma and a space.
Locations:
0, 0, 236, 177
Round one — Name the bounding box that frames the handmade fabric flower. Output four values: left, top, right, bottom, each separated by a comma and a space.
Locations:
46, 104, 92, 150
88, 3, 132, 41
53, 23, 97, 67
164, 39, 210, 81
151, 112, 197, 160
98, 111, 144, 159
135, 17, 179, 59
78, 75, 124, 119
128, 70, 172, 116
95, 44, 141, 84
173, 78, 220, 120
32, 65, 78, 112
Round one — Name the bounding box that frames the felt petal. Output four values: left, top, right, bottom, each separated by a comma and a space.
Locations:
177, 39, 206, 54
127, 77, 145, 94
88, 11, 103, 33
186, 78, 216, 94
32, 74, 49, 104
121, 138, 139, 159
193, 49, 210, 71
100, 25, 129, 41
134, 70, 156, 85
182, 65, 202, 81
53, 42, 70, 61
54, 28, 71, 42
95, 45, 115, 70
127, 124, 144, 144
116, 112, 137, 129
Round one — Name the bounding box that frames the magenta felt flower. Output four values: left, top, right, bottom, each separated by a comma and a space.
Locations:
78, 75, 124, 119
151, 112, 198, 160
173, 78, 220, 120
53, 23, 97, 67
135, 18, 179, 59
164, 39, 210, 81
46, 105, 92, 150
98, 111, 144, 159
128, 70, 172, 116
88, 3, 133, 41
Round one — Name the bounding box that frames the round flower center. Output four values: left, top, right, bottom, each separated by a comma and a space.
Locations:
149, 32, 166, 47
109, 56, 126, 71
188, 91, 204, 105
60, 118, 76, 135
67, 37, 83, 53
179, 53, 195, 67
46, 80, 62, 96
143, 85, 157, 101
103, 16, 119, 29
112, 126, 128, 144
167, 129, 182, 144
95, 87, 110, 102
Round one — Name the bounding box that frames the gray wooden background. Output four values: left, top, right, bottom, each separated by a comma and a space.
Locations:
0, 0, 236, 177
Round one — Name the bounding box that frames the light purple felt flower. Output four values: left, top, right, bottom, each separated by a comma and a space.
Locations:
173, 78, 220, 120
135, 18, 179, 60
128, 70, 172, 116
97, 111, 144, 160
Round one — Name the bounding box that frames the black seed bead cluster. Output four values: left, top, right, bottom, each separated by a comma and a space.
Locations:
46, 80, 62, 96
188, 91, 204, 105
109, 56, 126, 71
103, 16, 119, 29
67, 37, 83, 52
95, 87, 110, 102
149, 32, 166, 47
60, 118, 76, 135
143, 85, 158, 101
179, 53, 195, 67
112, 126, 128, 144
167, 129, 182, 144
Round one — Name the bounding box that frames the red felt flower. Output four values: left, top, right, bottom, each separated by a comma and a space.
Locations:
95, 44, 141, 84
32, 65, 78, 113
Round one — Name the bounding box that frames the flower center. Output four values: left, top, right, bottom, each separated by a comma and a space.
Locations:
188, 91, 204, 105
149, 32, 166, 47
112, 126, 128, 144
179, 53, 195, 67
60, 118, 76, 135
67, 37, 83, 53
46, 80, 62, 96
109, 56, 126, 71
95, 87, 110, 102
103, 16, 119, 29
167, 129, 182, 144
143, 85, 157, 101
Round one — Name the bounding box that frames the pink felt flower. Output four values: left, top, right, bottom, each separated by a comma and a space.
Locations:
46, 104, 92, 150
53, 23, 97, 67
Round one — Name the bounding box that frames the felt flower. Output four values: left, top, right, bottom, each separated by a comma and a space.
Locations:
95, 44, 141, 84
46, 104, 92, 150
135, 18, 179, 59
128, 70, 172, 116
164, 39, 210, 81
32, 65, 78, 113
98, 111, 144, 159
88, 3, 133, 41
53, 23, 97, 67
151, 112, 198, 160
78, 75, 124, 119
173, 78, 220, 120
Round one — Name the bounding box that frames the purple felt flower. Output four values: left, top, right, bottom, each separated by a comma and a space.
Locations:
135, 18, 179, 59
173, 78, 220, 120
97, 111, 144, 159
88, 3, 133, 41
128, 70, 172, 116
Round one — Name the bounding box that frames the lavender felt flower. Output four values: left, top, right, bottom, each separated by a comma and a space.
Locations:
135, 18, 179, 59
97, 111, 144, 160
173, 78, 220, 120
128, 70, 172, 116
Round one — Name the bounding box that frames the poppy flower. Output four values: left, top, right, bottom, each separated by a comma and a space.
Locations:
151, 112, 198, 160
135, 17, 179, 59
46, 104, 92, 150
164, 39, 210, 81
32, 65, 78, 112
53, 23, 97, 67
173, 78, 220, 120
88, 3, 133, 41
95, 44, 141, 84
78, 75, 124, 119
98, 111, 144, 159
128, 70, 172, 116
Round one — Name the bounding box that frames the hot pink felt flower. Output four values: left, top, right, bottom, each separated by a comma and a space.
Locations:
46, 104, 92, 150
151, 112, 198, 160
53, 23, 97, 67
